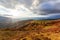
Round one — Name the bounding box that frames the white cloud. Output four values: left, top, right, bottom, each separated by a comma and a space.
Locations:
0, 0, 60, 19
0, 4, 48, 18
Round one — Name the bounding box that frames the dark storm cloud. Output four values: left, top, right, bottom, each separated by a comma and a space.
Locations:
36, 0, 60, 15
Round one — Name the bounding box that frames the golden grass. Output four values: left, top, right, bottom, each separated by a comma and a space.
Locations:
0, 20, 60, 40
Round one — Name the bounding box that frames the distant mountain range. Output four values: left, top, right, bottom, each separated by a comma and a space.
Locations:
0, 14, 60, 22
0, 14, 60, 28
16, 14, 60, 20
32, 14, 60, 20
1, 18, 60, 31
0, 16, 13, 28
0, 16, 12, 23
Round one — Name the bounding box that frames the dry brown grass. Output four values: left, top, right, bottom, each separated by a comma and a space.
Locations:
0, 19, 60, 40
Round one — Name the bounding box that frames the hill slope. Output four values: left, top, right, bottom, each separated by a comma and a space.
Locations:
0, 19, 60, 40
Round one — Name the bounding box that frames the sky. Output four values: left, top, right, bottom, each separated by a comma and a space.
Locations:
0, 0, 60, 19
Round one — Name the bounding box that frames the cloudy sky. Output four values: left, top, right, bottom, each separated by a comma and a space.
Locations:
0, 0, 60, 18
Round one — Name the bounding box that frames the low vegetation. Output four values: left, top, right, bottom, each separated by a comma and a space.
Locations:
0, 19, 60, 40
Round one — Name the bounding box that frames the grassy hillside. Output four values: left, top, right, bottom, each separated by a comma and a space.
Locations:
0, 19, 60, 40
